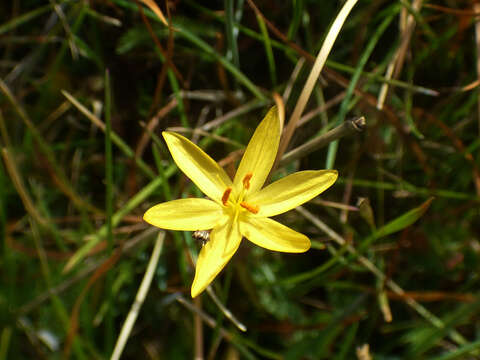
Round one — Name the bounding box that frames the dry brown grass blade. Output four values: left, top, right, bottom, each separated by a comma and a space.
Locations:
273, 92, 285, 133
137, 2, 184, 84
135, 97, 178, 158
424, 3, 480, 16
377, 0, 424, 110
138, 0, 168, 26
386, 290, 476, 303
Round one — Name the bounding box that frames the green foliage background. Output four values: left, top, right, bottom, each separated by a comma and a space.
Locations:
1, 0, 480, 359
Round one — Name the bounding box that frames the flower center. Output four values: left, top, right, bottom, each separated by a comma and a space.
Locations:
221, 173, 259, 215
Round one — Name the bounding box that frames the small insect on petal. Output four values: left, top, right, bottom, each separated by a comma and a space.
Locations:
193, 230, 210, 246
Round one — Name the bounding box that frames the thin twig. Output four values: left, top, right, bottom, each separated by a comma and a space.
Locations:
176, 296, 232, 341
206, 286, 247, 332
194, 296, 204, 360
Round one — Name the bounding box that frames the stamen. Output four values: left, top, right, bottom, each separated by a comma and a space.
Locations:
242, 173, 253, 190
240, 201, 259, 214
222, 187, 232, 206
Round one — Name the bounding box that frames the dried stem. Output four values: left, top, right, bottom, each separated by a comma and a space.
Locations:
278, 117, 366, 167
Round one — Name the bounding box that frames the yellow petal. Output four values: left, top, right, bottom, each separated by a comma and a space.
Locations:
233, 107, 280, 195
191, 218, 242, 297
240, 216, 310, 252
163, 132, 232, 203
144, 198, 223, 231
247, 170, 338, 217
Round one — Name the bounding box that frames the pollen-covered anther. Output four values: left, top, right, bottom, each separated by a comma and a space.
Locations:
242, 173, 253, 190
222, 187, 232, 206
240, 201, 259, 214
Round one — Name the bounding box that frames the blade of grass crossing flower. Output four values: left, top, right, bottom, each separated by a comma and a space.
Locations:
326, 9, 398, 169
277, 0, 360, 163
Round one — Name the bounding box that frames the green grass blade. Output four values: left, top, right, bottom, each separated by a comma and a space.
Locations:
326, 8, 398, 168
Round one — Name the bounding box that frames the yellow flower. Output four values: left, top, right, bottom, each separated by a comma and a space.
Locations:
144, 107, 338, 297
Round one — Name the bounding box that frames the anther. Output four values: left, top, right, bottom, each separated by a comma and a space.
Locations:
222, 187, 232, 206
240, 201, 259, 214
242, 173, 253, 190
